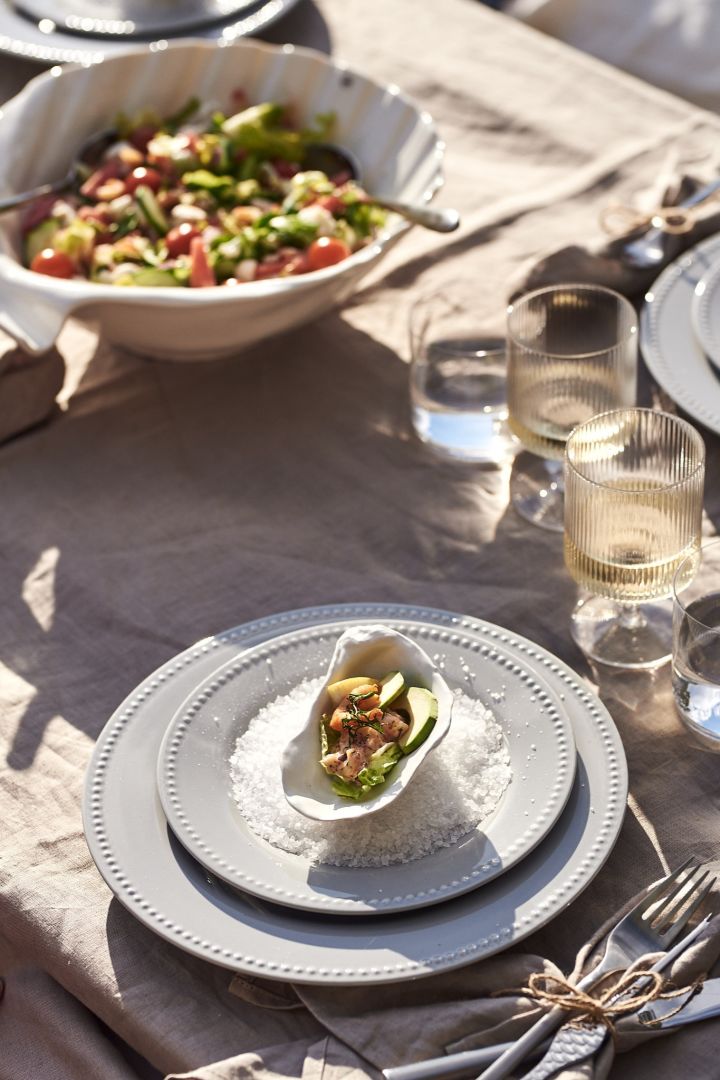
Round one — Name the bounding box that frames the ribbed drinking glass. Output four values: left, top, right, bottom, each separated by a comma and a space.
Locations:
564, 408, 705, 669
507, 284, 637, 531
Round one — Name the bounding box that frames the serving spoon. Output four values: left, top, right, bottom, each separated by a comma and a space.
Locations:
0, 128, 115, 214
302, 143, 460, 233
0, 133, 460, 236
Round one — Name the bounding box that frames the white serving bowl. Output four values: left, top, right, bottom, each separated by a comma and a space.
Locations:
281, 625, 453, 821
0, 40, 443, 361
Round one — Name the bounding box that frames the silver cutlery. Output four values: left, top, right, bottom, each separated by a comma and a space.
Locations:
475, 860, 714, 1080
621, 177, 720, 269
519, 909, 714, 1080
302, 143, 461, 234
383, 913, 712, 1080
0, 128, 115, 214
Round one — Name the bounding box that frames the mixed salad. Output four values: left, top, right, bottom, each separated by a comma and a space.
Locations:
320, 671, 438, 800
22, 95, 388, 287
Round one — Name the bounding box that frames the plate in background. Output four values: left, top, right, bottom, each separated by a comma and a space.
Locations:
691, 257, 720, 371
0, 0, 300, 64
641, 233, 720, 437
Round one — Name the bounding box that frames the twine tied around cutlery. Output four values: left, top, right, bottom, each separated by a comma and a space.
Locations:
599, 190, 720, 238
495, 969, 702, 1033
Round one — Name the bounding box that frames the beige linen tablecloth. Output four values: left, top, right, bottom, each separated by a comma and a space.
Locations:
2, 2, 720, 1077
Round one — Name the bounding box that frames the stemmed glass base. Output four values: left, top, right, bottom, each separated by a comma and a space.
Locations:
510, 455, 565, 532
570, 594, 673, 670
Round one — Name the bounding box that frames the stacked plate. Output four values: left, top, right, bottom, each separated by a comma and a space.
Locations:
0, 0, 300, 64
641, 233, 720, 437
83, 604, 628, 986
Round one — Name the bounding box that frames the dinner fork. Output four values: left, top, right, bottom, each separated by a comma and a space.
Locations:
476, 859, 715, 1080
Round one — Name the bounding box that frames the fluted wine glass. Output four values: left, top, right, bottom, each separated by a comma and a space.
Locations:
564, 408, 705, 669
507, 284, 637, 531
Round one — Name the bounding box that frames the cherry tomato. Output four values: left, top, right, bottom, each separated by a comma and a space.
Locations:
125, 167, 163, 194
306, 236, 351, 271
165, 223, 201, 258
30, 249, 75, 279
316, 194, 345, 215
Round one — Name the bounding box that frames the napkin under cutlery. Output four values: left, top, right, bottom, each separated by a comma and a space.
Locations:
509, 170, 720, 303
198, 886, 720, 1080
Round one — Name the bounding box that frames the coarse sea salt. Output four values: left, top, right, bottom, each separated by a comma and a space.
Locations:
229, 678, 512, 867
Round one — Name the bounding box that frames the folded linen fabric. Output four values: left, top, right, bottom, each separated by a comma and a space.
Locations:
215, 896, 720, 1080
509, 173, 720, 302
0, 334, 64, 444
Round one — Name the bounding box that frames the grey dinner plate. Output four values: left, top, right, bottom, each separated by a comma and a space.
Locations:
156, 621, 576, 915
83, 604, 627, 986
641, 232, 720, 436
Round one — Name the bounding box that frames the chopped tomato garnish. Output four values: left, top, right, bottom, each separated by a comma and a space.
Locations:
189, 236, 216, 288
166, 223, 201, 258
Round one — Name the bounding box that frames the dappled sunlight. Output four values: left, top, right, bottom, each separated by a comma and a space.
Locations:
21, 545, 59, 633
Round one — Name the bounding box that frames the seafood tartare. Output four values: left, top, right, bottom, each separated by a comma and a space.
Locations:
22, 95, 388, 287
320, 672, 438, 799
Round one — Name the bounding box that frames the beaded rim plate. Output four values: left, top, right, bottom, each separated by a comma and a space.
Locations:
83, 604, 627, 986
156, 621, 576, 915
691, 256, 720, 371
641, 233, 720, 436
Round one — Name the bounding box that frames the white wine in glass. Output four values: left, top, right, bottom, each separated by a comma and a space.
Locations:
564, 408, 705, 668
507, 284, 637, 531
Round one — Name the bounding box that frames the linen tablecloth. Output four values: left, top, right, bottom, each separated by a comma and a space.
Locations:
1, 1, 720, 1077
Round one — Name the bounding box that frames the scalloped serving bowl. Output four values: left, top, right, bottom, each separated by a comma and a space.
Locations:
281, 624, 453, 821
0, 40, 444, 361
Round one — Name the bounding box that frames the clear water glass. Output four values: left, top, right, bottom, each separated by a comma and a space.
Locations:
507, 284, 637, 530
673, 539, 720, 751
409, 288, 518, 465
564, 408, 705, 669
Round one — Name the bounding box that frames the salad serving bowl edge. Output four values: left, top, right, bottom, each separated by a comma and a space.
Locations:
0, 38, 444, 360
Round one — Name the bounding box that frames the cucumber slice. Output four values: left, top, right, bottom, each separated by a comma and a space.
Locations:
131, 267, 181, 287
25, 218, 61, 263
399, 687, 439, 754
134, 185, 169, 236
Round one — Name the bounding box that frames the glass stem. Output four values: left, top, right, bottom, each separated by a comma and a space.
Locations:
618, 603, 649, 631
545, 458, 564, 494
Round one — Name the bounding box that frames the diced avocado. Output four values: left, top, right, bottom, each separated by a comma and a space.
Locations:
378, 671, 405, 709
326, 675, 373, 707
53, 220, 96, 262
131, 267, 181, 287
134, 185, 168, 236
399, 687, 439, 755
25, 218, 61, 263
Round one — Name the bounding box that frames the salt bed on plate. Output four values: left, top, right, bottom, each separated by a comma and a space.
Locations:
229, 678, 512, 867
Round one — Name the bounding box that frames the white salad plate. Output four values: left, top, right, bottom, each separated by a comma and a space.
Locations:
83, 604, 627, 986
691, 257, 720, 370
156, 621, 576, 915
641, 233, 720, 437
0, 0, 299, 63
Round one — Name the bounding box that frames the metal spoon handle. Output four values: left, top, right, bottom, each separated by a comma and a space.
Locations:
373, 198, 460, 233
0, 178, 67, 214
